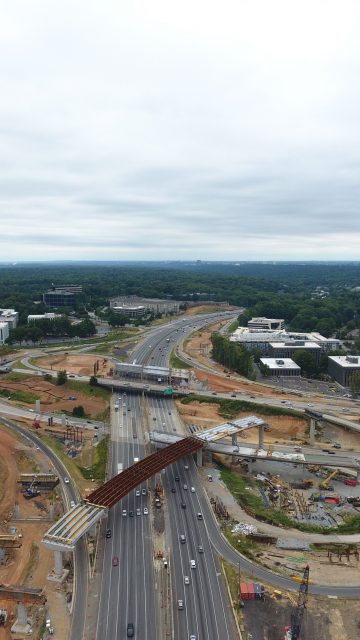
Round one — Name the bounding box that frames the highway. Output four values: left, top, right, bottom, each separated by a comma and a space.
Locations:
96, 394, 157, 640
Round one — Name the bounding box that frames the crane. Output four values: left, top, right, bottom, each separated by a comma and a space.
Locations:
284, 565, 310, 640
319, 469, 338, 489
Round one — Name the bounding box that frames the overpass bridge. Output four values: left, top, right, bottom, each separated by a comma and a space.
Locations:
42, 436, 203, 556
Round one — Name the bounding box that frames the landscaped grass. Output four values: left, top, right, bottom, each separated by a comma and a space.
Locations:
180, 394, 305, 421
0, 387, 39, 403
80, 436, 109, 482
66, 379, 111, 399
2, 370, 32, 380
169, 351, 191, 369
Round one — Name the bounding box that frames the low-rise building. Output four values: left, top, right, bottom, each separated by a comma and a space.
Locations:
260, 358, 301, 377
110, 296, 181, 315
230, 327, 340, 355
328, 355, 360, 387
27, 313, 60, 324
112, 305, 146, 318
0, 322, 9, 344
0, 309, 19, 329
248, 317, 285, 330
269, 341, 322, 364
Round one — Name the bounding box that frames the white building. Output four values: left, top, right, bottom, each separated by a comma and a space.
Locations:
0, 322, 9, 344
248, 317, 285, 330
230, 327, 340, 354
27, 313, 60, 324
260, 358, 301, 377
328, 355, 360, 387
0, 309, 18, 329
112, 306, 146, 318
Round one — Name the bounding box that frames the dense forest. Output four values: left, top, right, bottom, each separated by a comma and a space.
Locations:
0, 262, 359, 342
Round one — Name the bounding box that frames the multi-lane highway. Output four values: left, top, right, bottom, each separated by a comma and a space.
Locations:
95, 311, 238, 640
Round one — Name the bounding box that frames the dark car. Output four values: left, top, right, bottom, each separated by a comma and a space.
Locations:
129, 510, 134, 517
175, 476, 180, 482
112, 555, 119, 567
171, 487, 176, 493
181, 502, 186, 509
106, 529, 112, 539
127, 622, 134, 637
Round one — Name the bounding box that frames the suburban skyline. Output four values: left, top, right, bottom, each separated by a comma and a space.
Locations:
1, 0, 360, 261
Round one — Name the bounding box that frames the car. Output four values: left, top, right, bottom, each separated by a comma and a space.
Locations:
64, 477, 70, 484
135, 490, 140, 497
143, 507, 148, 515
197, 545, 204, 553
181, 502, 186, 509
122, 509, 127, 517
184, 465, 189, 470
207, 474, 213, 482
69, 374, 76, 378
136, 508, 141, 516
307, 403, 314, 407
70, 500, 76, 508
171, 487, 176, 493
184, 575, 190, 585
112, 556, 119, 567
189, 635, 197, 640
168, 411, 172, 415
175, 476, 180, 482
68, 395, 77, 400
294, 446, 302, 452
322, 449, 330, 453
190, 559, 196, 569
127, 408, 131, 411
212, 392, 217, 395
129, 510, 134, 517
197, 512, 203, 520
183, 484, 188, 490
142, 488, 147, 495
190, 486, 195, 493
179, 534, 186, 544
333, 443, 342, 449
328, 450, 336, 454
178, 599, 184, 610
231, 393, 236, 398
126, 623, 134, 637
106, 529, 112, 538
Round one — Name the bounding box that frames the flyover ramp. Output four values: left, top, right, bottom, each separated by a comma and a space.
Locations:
42, 503, 106, 552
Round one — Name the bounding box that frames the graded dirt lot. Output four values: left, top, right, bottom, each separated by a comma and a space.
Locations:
0, 375, 108, 418
36, 352, 113, 377
176, 398, 307, 444
0, 425, 70, 639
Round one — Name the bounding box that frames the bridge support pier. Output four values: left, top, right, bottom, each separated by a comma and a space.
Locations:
196, 449, 203, 467
258, 425, 264, 449
10, 602, 32, 635
309, 418, 316, 445
231, 435, 238, 446
54, 550, 64, 577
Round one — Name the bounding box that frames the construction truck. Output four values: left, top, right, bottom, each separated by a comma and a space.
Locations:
290, 480, 313, 489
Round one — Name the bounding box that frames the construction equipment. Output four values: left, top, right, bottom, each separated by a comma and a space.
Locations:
23, 477, 40, 500
319, 469, 338, 490
284, 565, 310, 640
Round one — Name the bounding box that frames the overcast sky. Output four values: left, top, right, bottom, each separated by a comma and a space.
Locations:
1, 0, 360, 261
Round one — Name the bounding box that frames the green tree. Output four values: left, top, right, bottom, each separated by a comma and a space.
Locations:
56, 370, 67, 385
72, 405, 86, 417
292, 350, 318, 378
349, 371, 360, 396
89, 376, 98, 386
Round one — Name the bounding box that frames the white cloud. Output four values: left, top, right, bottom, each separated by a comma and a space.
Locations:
1, 0, 360, 260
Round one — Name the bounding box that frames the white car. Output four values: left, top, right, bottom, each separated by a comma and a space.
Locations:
70, 500, 76, 508
190, 486, 195, 493
143, 507, 148, 515
135, 490, 140, 497
64, 477, 69, 484
122, 509, 127, 517
190, 560, 196, 569
184, 576, 190, 585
